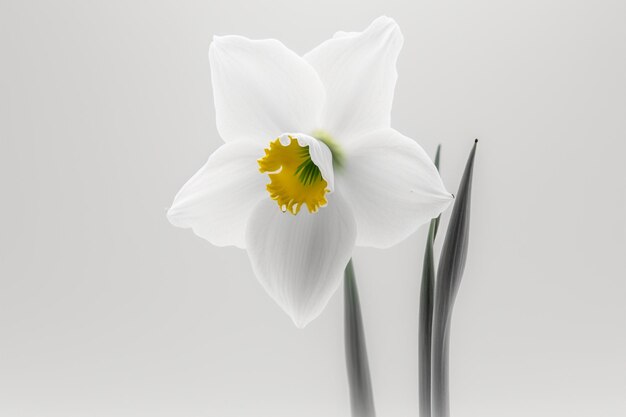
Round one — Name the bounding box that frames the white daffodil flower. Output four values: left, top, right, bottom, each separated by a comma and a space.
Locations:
168, 16, 453, 328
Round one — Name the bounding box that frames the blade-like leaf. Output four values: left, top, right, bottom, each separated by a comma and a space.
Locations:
344, 259, 376, 417
418, 145, 442, 417
431, 140, 478, 417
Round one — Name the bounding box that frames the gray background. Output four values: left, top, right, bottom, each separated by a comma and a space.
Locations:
1, 0, 625, 416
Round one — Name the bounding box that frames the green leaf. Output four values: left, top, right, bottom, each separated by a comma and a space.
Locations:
431, 140, 478, 417
344, 259, 376, 417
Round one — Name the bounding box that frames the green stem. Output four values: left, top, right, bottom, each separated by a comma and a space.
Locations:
418, 219, 437, 417
418, 145, 441, 417
344, 259, 376, 417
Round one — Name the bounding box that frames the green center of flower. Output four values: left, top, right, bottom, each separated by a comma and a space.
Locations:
312, 130, 344, 170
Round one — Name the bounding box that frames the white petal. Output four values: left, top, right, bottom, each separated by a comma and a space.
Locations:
210, 35, 325, 143
338, 128, 453, 248
245, 193, 356, 328
167, 140, 266, 249
304, 16, 403, 142
279, 133, 335, 192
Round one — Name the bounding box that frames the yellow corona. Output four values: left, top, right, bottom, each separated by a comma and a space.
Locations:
258, 136, 329, 214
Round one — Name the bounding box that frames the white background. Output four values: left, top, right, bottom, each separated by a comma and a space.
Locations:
1, 1, 625, 416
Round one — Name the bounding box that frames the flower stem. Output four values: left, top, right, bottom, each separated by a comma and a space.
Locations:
418, 219, 437, 417
418, 145, 442, 417
344, 259, 376, 417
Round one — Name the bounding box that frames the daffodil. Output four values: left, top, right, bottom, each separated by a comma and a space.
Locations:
167, 16, 453, 328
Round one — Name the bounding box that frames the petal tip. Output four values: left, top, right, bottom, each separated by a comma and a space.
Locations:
210, 35, 247, 54
371, 15, 400, 32
433, 191, 455, 212
288, 305, 326, 328
373, 15, 395, 24
166, 205, 183, 227
209, 35, 232, 56
291, 315, 312, 329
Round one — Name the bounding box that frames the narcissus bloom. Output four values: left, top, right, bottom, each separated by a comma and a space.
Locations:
168, 16, 453, 327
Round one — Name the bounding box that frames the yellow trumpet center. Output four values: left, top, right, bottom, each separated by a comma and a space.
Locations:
258, 136, 329, 215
